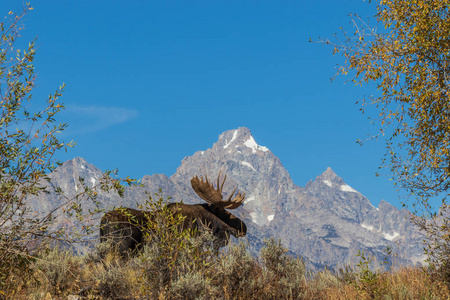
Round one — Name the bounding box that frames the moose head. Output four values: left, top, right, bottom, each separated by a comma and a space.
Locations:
100, 172, 247, 256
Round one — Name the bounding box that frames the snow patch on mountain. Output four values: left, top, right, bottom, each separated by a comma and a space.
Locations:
244, 136, 269, 153
370, 202, 380, 211
340, 184, 358, 193
383, 231, 400, 241
323, 180, 332, 187
249, 210, 271, 226
361, 223, 375, 231
249, 212, 260, 225
361, 223, 400, 241
223, 130, 238, 149
241, 161, 256, 171
245, 195, 256, 203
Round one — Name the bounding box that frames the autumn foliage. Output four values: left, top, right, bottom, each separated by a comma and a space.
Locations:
320, 0, 450, 284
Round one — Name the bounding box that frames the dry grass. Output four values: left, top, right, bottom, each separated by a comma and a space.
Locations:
323, 265, 450, 300
3, 238, 450, 299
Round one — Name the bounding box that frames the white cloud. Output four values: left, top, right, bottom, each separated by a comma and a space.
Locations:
65, 105, 138, 133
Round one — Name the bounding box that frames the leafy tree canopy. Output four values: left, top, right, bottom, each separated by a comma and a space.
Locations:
321, 0, 450, 212
320, 0, 450, 283
0, 4, 136, 295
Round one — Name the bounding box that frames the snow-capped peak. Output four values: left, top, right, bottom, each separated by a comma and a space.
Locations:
218, 127, 270, 154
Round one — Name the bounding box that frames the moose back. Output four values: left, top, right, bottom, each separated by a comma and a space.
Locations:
100, 173, 247, 255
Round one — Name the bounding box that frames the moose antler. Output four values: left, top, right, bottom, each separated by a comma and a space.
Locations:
191, 171, 245, 209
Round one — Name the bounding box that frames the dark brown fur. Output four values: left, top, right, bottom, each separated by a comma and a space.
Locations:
100, 203, 247, 256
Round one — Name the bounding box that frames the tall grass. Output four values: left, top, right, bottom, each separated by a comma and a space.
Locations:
6, 236, 448, 299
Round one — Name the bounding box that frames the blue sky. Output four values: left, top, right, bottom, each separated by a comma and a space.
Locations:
2, 1, 414, 209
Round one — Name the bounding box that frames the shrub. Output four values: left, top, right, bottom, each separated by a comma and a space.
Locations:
91, 258, 135, 299
212, 241, 262, 299
34, 247, 83, 297
0, 4, 136, 295
130, 192, 216, 297
170, 272, 216, 300
259, 237, 307, 299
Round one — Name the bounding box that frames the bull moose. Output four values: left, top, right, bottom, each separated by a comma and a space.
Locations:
99, 173, 247, 255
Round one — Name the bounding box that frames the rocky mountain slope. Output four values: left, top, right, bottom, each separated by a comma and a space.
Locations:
33, 127, 425, 269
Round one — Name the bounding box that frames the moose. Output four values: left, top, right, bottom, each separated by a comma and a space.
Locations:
100, 172, 247, 255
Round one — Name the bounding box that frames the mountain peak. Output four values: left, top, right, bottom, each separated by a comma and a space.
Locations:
37, 126, 425, 269
58, 157, 89, 170
323, 167, 336, 176
311, 167, 363, 195
308, 167, 358, 191
217, 127, 269, 154
70, 156, 89, 165
318, 167, 341, 182
55, 156, 102, 176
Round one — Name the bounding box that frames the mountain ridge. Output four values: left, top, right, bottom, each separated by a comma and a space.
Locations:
34, 127, 425, 268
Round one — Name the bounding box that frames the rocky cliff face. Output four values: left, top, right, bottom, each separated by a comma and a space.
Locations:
33, 127, 425, 268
